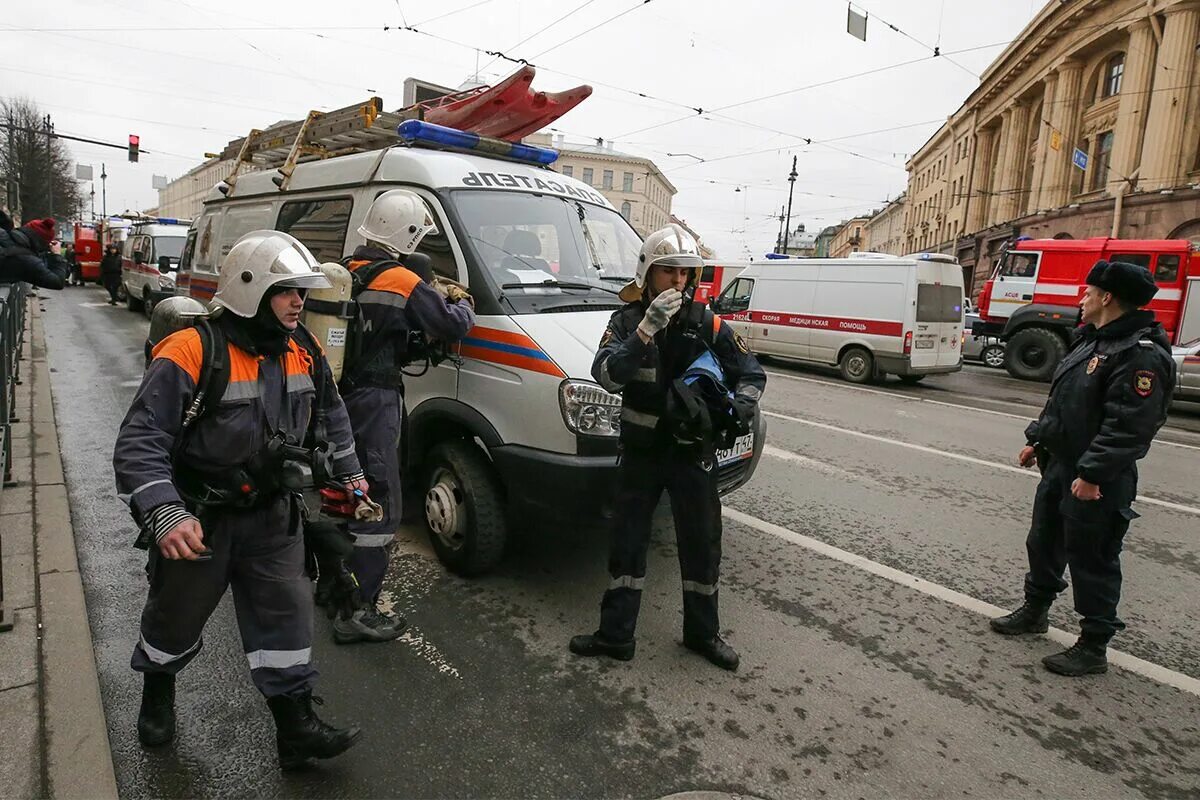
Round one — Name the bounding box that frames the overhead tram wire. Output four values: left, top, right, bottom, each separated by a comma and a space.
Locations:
526, 0, 655, 61
478, 0, 602, 74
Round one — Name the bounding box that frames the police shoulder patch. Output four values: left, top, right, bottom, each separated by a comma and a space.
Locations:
600, 327, 615, 347
734, 333, 750, 354
1134, 369, 1155, 397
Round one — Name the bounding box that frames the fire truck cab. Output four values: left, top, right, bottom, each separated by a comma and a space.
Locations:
974, 237, 1199, 381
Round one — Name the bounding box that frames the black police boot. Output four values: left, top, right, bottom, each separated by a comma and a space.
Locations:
332, 605, 407, 644
266, 691, 361, 771
137, 672, 176, 747
683, 634, 740, 671
1042, 635, 1108, 677
989, 601, 1050, 636
568, 632, 636, 662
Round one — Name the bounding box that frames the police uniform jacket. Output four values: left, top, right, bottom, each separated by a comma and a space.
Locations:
593, 299, 766, 450
113, 326, 361, 523
1025, 310, 1174, 486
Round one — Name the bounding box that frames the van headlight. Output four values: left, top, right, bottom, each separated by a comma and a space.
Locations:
559, 380, 621, 437
159, 275, 176, 289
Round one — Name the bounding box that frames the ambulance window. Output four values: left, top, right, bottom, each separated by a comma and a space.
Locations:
917, 284, 963, 323
1109, 253, 1151, 269
721, 277, 754, 311
276, 198, 352, 263
179, 231, 197, 271
701, 265, 715, 283
1154, 254, 1180, 283
999, 252, 1039, 278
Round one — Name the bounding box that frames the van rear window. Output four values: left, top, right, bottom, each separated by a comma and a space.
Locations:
917, 284, 963, 323
276, 198, 353, 262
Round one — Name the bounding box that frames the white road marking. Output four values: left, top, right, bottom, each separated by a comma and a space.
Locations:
762, 410, 1200, 517
763, 444, 887, 488
764, 369, 1200, 451
723, 506, 1200, 698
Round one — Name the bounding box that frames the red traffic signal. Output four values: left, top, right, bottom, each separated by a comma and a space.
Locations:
128, 134, 140, 163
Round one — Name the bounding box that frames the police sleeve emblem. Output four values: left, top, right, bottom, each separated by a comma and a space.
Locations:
1134, 370, 1155, 397
600, 327, 615, 347
734, 333, 750, 354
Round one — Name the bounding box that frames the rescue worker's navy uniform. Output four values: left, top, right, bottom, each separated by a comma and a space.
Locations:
583, 300, 765, 665
993, 260, 1174, 675
339, 245, 475, 606
114, 314, 361, 696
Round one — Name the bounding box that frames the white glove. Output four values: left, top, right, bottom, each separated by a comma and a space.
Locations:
637, 289, 683, 338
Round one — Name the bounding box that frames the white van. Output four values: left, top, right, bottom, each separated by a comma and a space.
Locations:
709, 252, 964, 384
175, 130, 764, 574
120, 219, 189, 314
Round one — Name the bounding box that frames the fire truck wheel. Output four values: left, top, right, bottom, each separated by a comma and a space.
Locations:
423, 439, 508, 576
1004, 327, 1066, 382
838, 346, 875, 384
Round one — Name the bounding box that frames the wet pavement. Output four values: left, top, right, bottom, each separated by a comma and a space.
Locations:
42, 288, 1200, 799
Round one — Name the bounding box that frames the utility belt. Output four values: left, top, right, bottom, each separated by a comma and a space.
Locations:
174, 433, 336, 511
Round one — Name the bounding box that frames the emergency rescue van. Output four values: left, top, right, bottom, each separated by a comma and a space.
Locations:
173, 102, 764, 575
974, 237, 1200, 381
710, 252, 965, 383
119, 218, 189, 314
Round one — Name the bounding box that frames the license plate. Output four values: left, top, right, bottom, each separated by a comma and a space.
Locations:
717, 433, 754, 466
915, 339, 935, 349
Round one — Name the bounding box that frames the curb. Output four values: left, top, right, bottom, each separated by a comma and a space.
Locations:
29, 301, 119, 799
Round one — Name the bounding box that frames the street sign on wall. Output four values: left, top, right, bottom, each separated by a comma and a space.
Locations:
1072, 147, 1088, 171
1050, 130, 1062, 151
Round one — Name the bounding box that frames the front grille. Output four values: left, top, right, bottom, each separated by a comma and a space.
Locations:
537, 303, 624, 314
717, 458, 751, 493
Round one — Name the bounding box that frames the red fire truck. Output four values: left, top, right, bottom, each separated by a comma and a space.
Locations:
973, 237, 1200, 381
72, 222, 103, 283
696, 263, 739, 303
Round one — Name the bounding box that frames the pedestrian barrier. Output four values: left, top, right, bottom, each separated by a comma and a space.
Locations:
0, 282, 28, 633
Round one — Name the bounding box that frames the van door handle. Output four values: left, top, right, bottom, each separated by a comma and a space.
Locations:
1022, 294, 1033, 300
761, 329, 768, 336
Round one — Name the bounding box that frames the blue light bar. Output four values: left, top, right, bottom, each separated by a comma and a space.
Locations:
397, 120, 558, 165
764, 252, 789, 260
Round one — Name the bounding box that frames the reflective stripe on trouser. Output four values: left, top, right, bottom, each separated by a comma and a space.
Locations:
599, 447, 722, 644
1023, 459, 1135, 640
343, 385, 403, 603
131, 497, 317, 698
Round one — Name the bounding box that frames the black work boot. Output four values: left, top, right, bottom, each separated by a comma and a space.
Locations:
989, 601, 1050, 636
683, 634, 740, 671
266, 691, 361, 771
1042, 636, 1108, 676
332, 605, 407, 644
137, 672, 176, 747
568, 632, 636, 662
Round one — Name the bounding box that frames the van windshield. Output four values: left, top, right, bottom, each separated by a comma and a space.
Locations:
449, 191, 640, 296
916, 283, 963, 323
154, 236, 185, 263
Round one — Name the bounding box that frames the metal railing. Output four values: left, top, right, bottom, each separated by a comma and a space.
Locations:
0, 282, 28, 633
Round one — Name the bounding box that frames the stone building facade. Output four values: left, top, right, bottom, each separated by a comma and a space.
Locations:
828, 216, 870, 258
864, 195, 907, 255
903, 0, 1200, 295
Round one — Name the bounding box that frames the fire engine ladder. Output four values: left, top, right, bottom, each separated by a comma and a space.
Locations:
219, 98, 421, 195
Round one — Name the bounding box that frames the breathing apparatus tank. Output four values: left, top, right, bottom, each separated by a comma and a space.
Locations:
145, 296, 210, 367
301, 262, 355, 383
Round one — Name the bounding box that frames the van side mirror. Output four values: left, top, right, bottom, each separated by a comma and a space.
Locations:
158, 255, 172, 274
133, 251, 146, 265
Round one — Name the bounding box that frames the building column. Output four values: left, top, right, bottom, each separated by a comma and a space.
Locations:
1042, 60, 1085, 209
1140, 2, 1200, 191
1028, 74, 1059, 213
1108, 19, 1158, 193
998, 103, 1030, 223
987, 109, 1014, 227
967, 126, 995, 232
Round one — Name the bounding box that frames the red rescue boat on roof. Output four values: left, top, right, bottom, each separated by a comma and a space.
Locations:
419, 65, 592, 142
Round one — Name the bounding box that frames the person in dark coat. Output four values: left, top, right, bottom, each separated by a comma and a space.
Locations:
100, 244, 123, 305
990, 260, 1175, 677
65, 244, 83, 286
0, 213, 70, 290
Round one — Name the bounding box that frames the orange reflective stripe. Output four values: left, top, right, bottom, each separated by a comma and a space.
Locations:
369, 266, 421, 297
152, 328, 202, 384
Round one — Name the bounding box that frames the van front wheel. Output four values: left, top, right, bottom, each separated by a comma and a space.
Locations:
423, 440, 508, 576
838, 347, 875, 384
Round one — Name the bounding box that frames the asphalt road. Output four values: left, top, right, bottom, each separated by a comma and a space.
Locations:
41, 287, 1200, 799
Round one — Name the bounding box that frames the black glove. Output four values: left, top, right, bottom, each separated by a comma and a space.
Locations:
731, 395, 756, 434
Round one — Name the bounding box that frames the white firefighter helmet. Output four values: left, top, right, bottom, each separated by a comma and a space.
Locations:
212, 230, 331, 318
619, 223, 704, 302
356, 189, 438, 255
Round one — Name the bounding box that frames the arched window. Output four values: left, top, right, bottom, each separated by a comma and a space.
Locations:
1102, 53, 1124, 98
620, 201, 631, 220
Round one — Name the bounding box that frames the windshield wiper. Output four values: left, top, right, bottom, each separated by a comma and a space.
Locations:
500, 279, 619, 294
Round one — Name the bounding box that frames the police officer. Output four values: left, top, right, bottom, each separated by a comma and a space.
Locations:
569, 224, 765, 671
991, 260, 1175, 676
113, 231, 366, 769
330, 189, 475, 643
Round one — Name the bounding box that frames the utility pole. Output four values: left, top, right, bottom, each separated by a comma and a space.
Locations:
775, 204, 786, 254
782, 156, 798, 253
43, 114, 54, 217
100, 163, 107, 241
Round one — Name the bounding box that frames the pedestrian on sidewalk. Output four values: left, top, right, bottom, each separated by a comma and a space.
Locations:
0, 212, 70, 290
569, 224, 765, 672
991, 260, 1175, 676
100, 244, 122, 304
65, 244, 84, 286
113, 230, 369, 770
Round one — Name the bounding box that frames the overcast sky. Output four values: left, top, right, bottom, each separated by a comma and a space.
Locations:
4, 0, 1043, 258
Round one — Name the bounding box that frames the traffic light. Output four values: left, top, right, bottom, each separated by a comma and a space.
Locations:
128, 134, 139, 163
